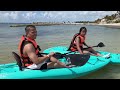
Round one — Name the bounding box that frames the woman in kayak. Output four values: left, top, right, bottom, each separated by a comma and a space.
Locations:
68, 27, 110, 57
18, 25, 71, 70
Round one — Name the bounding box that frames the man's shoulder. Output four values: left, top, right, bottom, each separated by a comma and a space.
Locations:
24, 42, 34, 49
24, 41, 32, 45
76, 35, 80, 39
24, 43, 36, 53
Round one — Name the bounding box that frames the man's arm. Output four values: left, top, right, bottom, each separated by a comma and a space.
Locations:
24, 43, 49, 65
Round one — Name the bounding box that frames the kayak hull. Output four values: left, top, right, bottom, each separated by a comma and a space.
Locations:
0, 59, 110, 79
98, 51, 120, 64
0, 46, 111, 79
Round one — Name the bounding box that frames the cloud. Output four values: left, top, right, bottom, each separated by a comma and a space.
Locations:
22, 12, 37, 20
36, 11, 117, 22
0, 11, 117, 23
0, 11, 19, 21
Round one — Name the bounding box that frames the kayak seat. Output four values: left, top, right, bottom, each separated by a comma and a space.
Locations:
12, 52, 23, 71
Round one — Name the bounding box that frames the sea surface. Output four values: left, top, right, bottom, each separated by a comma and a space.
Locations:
0, 23, 120, 79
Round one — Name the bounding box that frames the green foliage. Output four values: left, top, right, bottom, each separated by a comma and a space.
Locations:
94, 12, 120, 23
104, 14, 116, 20
114, 19, 120, 23
94, 18, 101, 23
75, 21, 94, 23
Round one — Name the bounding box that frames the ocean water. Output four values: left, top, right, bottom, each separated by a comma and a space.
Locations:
0, 23, 120, 79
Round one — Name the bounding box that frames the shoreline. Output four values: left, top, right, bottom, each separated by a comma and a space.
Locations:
9, 23, 83, 27
9, 23, 120, 29
96, 23, 120, 29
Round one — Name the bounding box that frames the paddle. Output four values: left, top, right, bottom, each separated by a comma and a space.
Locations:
64, 54, 90, 66
40, 51, 73, 59
91, 42, 105, 48
40, 42, 105, 54
47, 52, 90, 66
40, 52, 90, 66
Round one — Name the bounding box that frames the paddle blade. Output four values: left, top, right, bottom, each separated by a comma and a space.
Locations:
53, 52, 63, 59
65, 54, 90, 66
97, 42, 105, 47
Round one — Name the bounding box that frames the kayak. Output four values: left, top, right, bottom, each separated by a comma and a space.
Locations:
0, 58, 110, 79
0, 46, 111, 79
44, 46, 120, 64
43, 46, 111, 77
98, 51, 120, 64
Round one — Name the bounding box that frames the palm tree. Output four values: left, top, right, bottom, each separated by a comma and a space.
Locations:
117, 11, 120, 18
117, 11, 120, 14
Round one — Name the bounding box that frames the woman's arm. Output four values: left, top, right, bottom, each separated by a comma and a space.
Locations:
76, 37, 83, 54
83, 42, 92, 48
83, 42, 89, 47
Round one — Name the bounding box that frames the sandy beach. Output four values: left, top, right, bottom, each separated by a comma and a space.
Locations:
97, 23, 120, 29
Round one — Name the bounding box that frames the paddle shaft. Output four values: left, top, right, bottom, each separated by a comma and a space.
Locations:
40, 51, 73, 56
88, 42, 105, 48
40, 42, 104, 55
91, 46, 98, 47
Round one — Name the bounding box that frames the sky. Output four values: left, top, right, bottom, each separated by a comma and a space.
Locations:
0, 11, 117, 23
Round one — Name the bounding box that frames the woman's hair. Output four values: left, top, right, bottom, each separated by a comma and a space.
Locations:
79, 27, 87, 34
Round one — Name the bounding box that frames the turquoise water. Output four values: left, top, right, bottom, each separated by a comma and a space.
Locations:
0, 23, 120, 79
